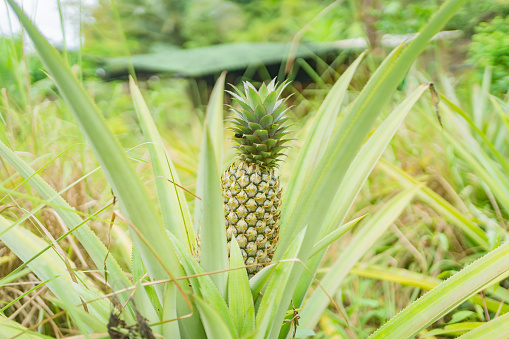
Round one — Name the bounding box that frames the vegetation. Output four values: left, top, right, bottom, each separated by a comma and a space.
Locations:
469, 15, 509, 94
1, 0, 509, 338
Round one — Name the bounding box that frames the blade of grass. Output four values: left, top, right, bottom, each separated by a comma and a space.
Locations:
0, 315, 52, 339
249, 264, 277, 301
162, 283, 180, 338
191, 295, 234, 339
310, 215, 365, 258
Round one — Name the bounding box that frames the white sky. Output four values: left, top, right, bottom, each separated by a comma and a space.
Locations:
0, 0, 97, 49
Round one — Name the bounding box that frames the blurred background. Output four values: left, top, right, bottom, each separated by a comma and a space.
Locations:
2, 0, 509, 86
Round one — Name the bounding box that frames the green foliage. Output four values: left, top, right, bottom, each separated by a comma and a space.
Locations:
373, 0, 438, 34
469, 15, 509, 94
447, 0, 509, 34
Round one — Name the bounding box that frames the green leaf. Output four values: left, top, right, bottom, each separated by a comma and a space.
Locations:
0, 215, 106, 334
300, 186, 420, 330
422, 323, 482, 338
162, 283, 180, 337
0, 315, 52, 339
292, 84, 431, 311
310, 215, 365, 258
249, 264, 277, 301
0, 140, 140, 319
195, 128, 228, 296
195, 74, 226, 236
254, 129, 269, 140
130, 77, 194, 251
228, 237, 256, 336
6, 0, 181, 300
369, 240, 509, 338
260, 115, 274, 128
379, 160, 489, 248
255, 227, 306, 338
254, 104, 268, 120
192, 295, 235, 339
281, 51, 366, 222
457, 313, 509, 339
263, 91, 277, 114
168, 233, 236, 336
248, 122, 263, 131
446, 310, 478, 324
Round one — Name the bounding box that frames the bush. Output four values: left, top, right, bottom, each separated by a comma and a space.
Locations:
469, 15, 509, 95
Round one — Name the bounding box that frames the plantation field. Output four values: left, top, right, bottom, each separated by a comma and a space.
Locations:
1, 0, 509, 338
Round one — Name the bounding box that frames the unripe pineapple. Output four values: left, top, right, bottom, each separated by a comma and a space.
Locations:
222, 79, 291, 278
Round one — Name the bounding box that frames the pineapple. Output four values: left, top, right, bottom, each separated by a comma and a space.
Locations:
222, 79, 291, 278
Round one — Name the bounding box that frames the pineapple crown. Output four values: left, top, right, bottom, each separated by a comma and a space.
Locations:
227, 79, 292, 169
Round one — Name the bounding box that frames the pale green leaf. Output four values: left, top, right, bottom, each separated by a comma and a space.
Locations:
255, 227, 306, 338
457, 313, 509, 339
369, 241, 509, 338
168, 232, 236, 336
0, 315, 52, 339
6, 0, 181, 301
195, 128, 228, 296
310, 215, 365, 258
0, 215, 105, 334
228, 237, 256, 336
162, 283, 180, 337
194, 73, 226, 231
249, 264, 277, 301
300, 186, 420, 330
130, 77, 194, 251
292, 84, 430, 310
192, 295, 234, 339
281, 51, 367, 220
0, 140, 139, 318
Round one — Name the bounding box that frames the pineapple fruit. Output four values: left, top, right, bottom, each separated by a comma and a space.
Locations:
222, 79, 291, 278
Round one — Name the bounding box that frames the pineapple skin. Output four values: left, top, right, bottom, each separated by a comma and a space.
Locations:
222, 162, 281, 277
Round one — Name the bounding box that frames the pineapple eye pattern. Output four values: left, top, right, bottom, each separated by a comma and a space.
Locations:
222, 79, 290, 278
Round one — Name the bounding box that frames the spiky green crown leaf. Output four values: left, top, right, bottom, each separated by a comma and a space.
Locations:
227, 79, 292, 169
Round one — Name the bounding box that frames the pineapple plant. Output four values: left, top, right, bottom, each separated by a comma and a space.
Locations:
222, 79, 291, 277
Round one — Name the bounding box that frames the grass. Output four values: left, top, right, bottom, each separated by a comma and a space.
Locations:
2, 0, 509, 337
